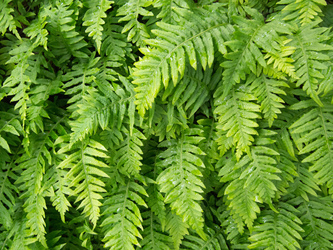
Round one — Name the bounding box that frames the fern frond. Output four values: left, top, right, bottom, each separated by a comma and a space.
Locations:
289, 22, 333, 106
0, 0, 20, 38
248, 200, 303, 249
82, 0, 113, 54
165, 210, 190, 250
248, 73, 288, 127
153, 0, 190, 23
0, 149, 19, 231
278, 0, 327, 25
116, 0, 153, 46
162, 64, 222, 119
214, 85, 261, 160
46, 0, 89, 65
218, 153, 261, 233
290, 195, 333, 249
289, 99, 333, 195
68, 74, 136, 144
101, 179, 148, 249
140, 209, 173, 250
216, 7, 294, 99
57, 138, 110, 226
23, 3, 49, 50
133, 7, 229, 116
111, 127, 145, 177
157, 128, 206, 238
100, 13, 133, 71
181, 226, 229, 250
62, 54, 99, 116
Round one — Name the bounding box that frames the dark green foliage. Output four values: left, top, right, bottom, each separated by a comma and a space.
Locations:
1, 0, 333, 249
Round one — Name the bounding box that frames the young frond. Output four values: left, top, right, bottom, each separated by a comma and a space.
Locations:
157, 128, 206, 238
133, 8, 229, 116
289, 100, 333, 196
248, 201, 303, 249
278, 0, 327, 25
82, 0, 113, 54
57, 138, 110, 226
101, 180, 148, 249
289, 22, 333, 106
214, 85, 261, 160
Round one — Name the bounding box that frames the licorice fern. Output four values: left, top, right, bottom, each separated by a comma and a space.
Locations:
2, 1, 333, 249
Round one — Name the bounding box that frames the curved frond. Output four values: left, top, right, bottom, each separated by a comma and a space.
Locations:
0, 0, 19, 38
133, 7, 229, 116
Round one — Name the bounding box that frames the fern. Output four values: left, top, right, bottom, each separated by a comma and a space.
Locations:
2, 1, 333, 249
82, 0, 113, 54
100, 179, 148, 249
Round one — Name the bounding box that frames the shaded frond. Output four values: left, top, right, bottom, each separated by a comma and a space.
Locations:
153, 0, 190, 23
181, 226, 229, 250
290, 195, 333, 249
248, 200, 303, 249
46, 0, 89, 65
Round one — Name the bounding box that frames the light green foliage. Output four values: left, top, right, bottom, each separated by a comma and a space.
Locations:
1, 0, 333, 249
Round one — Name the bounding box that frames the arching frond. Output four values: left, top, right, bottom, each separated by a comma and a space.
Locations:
0, 0, 19, 38
133, 7, 229, 116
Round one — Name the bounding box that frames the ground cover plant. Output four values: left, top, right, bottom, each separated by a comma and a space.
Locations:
1, 0, 333, 249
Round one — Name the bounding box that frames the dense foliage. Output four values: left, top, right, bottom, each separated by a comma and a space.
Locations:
1, 0, 333, 249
